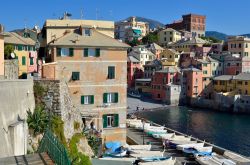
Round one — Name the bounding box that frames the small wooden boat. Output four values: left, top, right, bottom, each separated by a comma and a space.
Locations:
195, 153, 236, 165
183, 146, 213, 156
145, 128, 167, 136
177, 142, 204, 151
138, 156, 171, 162
140, 157, 176, 165
125, 144, 152, 151
104, 149, 127, 158
163, 135, 192, 148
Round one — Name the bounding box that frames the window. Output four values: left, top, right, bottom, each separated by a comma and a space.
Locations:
61, 48, 69, 56
245, 81, 248, 85
238, 81, 242, 85
203, 64, 207, 67
18, 45, 23, 51
227, 63, 230, 66
22, 56, 26, 65
164, 37, 166, 41
108, 66, 115, 79
239, 43, 242, 48
245, 52, 249, 57
203, 70, 207, 74
83, 48, 100, 57
246, 43, 248, 48
30, 57, 34, 65
237, 63, 240, 66
72, 72, 80, 81
84, 29, 91, 36
103, 114, 119, 128
175, 55, 178, 58
103, 93, 118, 103
81, 95, 94, 105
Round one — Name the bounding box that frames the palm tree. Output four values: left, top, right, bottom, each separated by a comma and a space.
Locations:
27, 105, 49, 135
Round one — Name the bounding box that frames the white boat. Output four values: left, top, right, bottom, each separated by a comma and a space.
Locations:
125, 144, 152, 151
145, 128, 167, 135
177, 142, 204, 151
195, 153, 236, 165
152, 133, 174, 139
128, 92, 141, 98
140, 157, 176, 165
164, 135, 192, 148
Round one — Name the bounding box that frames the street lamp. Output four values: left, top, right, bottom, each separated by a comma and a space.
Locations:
44, 91, 53, 129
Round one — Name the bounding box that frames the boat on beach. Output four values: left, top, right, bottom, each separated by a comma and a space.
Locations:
125, 144, 152, 151
182, 146, 213, 156
195, 152, 236, 165
163, 135, 193, 148
145, 128, 167, 136
152, 133, 174, 139
177, 142, 204, 151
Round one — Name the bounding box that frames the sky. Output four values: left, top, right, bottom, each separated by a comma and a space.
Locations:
0, 0, 249, 35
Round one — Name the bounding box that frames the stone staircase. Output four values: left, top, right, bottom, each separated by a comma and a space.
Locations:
0, 153, 54, 165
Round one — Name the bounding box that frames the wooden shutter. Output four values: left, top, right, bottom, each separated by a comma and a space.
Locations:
95, 48, 100, 57
84, 48, 88, 57
112, 67, 115, 79
81, 96, 85, 104
22, 56, 26, 65
114, 93, 118, 103
30, 57, 34, 65
103, 93, 107, 103
103, 115, 107, 128
91, 95, 94, 104
57, 48, 61, 56
114, 114, 119, 127
69, 48, 74, 56
18, 45, 23, 51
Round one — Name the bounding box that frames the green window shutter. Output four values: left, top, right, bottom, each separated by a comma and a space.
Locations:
72, 72, 80, 80
69, 48, 74, 57
81, 96, 85, 104
103, 93, 107, 103
57, 48, 61, 56
91, 95, 94, 104
18, 45, 23, 51
84, 48, 88, 57
103, 115, 107, 128
22, 56, 26, 65
114, 114, 119, 127
114, 93, 118, 103
95, 48, 100, 57
108, 66, 115, 79
30, 57, 34, 65
112, 67, 115, 79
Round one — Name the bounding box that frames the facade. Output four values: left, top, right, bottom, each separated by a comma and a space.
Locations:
128, 45, 155, 66
115, 17, 149, 42
135, 78, 151, 93
150, 66, 180, 101
127, 56, 143, 88
182, 67, 203, 98
213, 75, 235, 93
4, 32, 38, 78
157, 28, 182, 47
148, 43, 164, 59
227, 36, 250, 57
166, 14, 206, 37
42, 26, 129, 143
160, 49, 180, 67
143, 59, 162, 78
165, 84, 182, 105
0, 33, 4, 78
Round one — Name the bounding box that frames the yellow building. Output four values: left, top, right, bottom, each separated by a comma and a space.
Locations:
234, 73, 250, 95
228, 36, 250, 57
160, 49, 180, 67
158, 28, 181, 47
213, 75, 234, 93
135, 78, 151, 93
4, 32, 36, 78
0, 33, 4, 78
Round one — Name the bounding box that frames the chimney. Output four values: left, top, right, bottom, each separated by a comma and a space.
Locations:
79, 25, 83, 35
0, 24, 4, 33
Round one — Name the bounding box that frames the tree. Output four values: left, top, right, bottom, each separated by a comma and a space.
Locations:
4, 45, 14, 59
27, 105, 49, 135
142, 32, 158, 44
201, 36, 221, 43
126, 38, 141, 47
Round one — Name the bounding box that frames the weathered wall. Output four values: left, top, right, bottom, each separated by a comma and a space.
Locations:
4, 60, 18, 79
0, 35, 4, 78
0, 80, 35, 158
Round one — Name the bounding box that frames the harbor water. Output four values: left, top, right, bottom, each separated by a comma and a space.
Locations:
138, 106, 250, 157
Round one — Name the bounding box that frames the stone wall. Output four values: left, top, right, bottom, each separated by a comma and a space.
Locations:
4, 60, 18, 80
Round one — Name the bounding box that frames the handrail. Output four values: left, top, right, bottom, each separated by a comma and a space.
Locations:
38, 129, 71, 165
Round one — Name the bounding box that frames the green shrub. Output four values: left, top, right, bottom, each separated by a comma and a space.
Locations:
27, 105, 49, 135
51, 116, 67, 147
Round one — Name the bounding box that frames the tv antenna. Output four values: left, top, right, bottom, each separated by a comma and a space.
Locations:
96, 8, 99, 20
80, 9, 84, 19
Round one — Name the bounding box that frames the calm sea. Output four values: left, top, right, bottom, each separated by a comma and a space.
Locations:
138, 106, 250, 157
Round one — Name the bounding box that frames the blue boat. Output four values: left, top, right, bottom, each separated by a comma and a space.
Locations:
183, 147, 212, 156
138, 156, 171, 162
104, 141, 127, 157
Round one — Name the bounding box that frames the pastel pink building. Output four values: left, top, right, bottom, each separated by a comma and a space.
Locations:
27, 51, 38, 74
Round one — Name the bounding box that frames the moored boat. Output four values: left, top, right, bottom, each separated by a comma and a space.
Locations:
177, 142, 204, 151
195, 152, 236, 165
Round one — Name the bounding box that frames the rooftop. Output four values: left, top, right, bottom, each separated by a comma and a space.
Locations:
4, 32, 36, 45
50, 29, 130, 48
213, 75, 234, 81
135, 78, 151, 82
127, 55, 139, 62
157, 66, 180, 73
234, 73, 250, 81
182, 66, 201, 72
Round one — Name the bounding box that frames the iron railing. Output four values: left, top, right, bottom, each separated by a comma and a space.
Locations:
38, 129, 71, 165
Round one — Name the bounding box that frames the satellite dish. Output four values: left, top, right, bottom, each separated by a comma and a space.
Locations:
11, 53, 15, 59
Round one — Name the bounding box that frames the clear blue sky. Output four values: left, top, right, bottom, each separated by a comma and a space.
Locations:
0, 0, 249, 35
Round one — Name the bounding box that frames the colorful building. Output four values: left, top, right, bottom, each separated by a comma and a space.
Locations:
128, 45, 155, 66
115, 16, 149, 42
213, 75, 234, 93
228, 36, 250, 57
157, 28, 182, 47
151, 66, 180, 101
148, 43, 164, 59
135, 78, 151, 93
42, 25, 130, 144
166, 13, 206, 37
143, 59, 162, 78
127, 56, 143, 88
160, 49, 180, 67
4, 32, 37, 78
182, 67, 203, 98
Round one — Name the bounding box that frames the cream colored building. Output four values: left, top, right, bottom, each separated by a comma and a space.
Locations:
160, 49, 180, 67
41, 19, 115, 47
228, 36, 250, 57
115, 17, 149, 42
158, 28, 182, 47
128, 45, 155, 66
